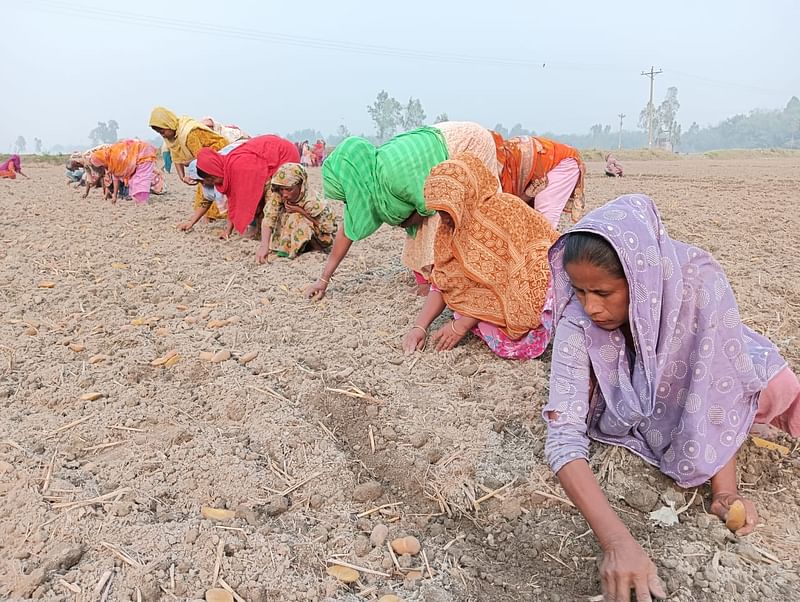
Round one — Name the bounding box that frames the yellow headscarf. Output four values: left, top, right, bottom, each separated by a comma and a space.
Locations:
148, 106, 219, 164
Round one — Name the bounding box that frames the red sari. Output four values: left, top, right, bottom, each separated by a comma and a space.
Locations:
197, 135, 300, 233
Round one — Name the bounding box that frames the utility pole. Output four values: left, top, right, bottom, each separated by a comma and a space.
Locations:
617, 113, 625, 150
641, 66, 663, 148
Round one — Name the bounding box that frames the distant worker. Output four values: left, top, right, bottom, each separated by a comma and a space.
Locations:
604, 153, 624, 177
0, 155, 28, 179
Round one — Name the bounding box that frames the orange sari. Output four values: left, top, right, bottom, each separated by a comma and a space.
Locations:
90, 140, 157, 178
426, 153, 558, 340
491, 132, 585, 221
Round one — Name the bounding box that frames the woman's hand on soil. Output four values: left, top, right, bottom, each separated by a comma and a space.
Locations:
600, 534, 666, 601
181, 175, 197, 185
256, 243, 271, 264
711, 491, 758, 536
305, 280, 328, 301
402, 329, 426, 354
430, 321, 465, 352
177, 222, 193, 232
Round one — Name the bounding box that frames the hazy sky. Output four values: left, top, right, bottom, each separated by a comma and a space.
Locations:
3, 0, 799, 149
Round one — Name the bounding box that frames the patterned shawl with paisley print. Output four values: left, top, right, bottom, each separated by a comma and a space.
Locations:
425, 153, 558, 340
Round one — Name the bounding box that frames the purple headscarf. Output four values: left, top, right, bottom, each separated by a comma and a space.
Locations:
544, 194, 786, 487
0, 154, 21, 172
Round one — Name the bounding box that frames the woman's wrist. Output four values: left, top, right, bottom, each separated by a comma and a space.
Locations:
450, 320, 467, 336
596, 521, 636, 551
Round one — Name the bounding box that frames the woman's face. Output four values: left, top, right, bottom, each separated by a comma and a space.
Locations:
275, 183, 302, 204
565, 260, 630, 331
152, 126, 176, 141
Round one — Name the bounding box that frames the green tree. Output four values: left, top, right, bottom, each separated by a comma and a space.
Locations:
509, 123, 530, 137
34, 138, 43, 154
638, 103, 654, 132
639, 87, 681, 149
89, 120, 120, 145
400, 97, 426, 131
286, 128, 324, 142
14, 136, 26, 153
434, 112, 449, 123
328, 124, 351, 146
367, 90, 402, 143
493, 123, 508, 138
656, 87, 681, 148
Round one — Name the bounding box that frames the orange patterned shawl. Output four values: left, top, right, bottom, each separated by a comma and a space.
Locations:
90, 139, 157, 179
426, 153, 558, 340
490, 132, 586, 222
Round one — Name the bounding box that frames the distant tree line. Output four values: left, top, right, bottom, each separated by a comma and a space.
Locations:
13, 95, 800, 155
492, 91, 800, 153
681, 96, 800, 152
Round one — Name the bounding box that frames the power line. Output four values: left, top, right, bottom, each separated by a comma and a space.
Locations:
641, 66, 663, 148
15, 0, 619, 72
12, 1, 796, 101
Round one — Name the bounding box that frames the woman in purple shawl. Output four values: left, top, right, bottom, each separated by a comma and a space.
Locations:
543, 194, 798, 600
0, 155, 28, 179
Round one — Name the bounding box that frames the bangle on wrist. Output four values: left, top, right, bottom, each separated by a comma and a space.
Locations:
411, 325, 428, 337
450, 320, 466, 336
319, 276, 330, 284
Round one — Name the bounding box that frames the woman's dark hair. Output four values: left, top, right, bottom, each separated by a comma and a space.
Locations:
563, 232, 625, 279
196, 167, 212, 179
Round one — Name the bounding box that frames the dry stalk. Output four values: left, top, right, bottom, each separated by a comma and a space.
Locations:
422, 549, 434, 579
356, 502, 403, 518
46, 415, 94, 438
57, 578, 80, 594
108, 425, 146, 433
386, 541, 402, 574
212, 538, 224, 586
531, 489, 575, 508
218, 577, 247, 602
326, 559, 390, 578
475, 477, 517, 508
317, 421, 337, 442
247, 384, 291, 403
41, 447, 58, 493
53, 487, 131, 511
82, 440, 126, 453
100, 541, 141, 568
94, 570, 112, 599
280, 472, 321, 497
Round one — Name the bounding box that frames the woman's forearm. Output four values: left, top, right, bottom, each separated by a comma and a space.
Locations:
186, 205, 210, 228
710, 453, 738, 497
414, 290, 447, 329
556, 459, 633, 549
320, 227, 353, 280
